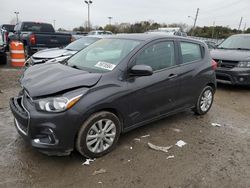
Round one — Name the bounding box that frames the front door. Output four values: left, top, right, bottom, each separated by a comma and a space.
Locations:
126, 40, 180, 127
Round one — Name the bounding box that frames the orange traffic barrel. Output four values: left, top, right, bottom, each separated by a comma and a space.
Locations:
10, 41, 25, 67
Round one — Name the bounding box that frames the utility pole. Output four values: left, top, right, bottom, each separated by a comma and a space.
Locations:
108, 17, 112, 25
14, 11, 19, 24
212, 21, 215, 39
238, 17, 243, 31
84, 0, 93, 32
243, 22, 246, 33
191, 8, 199, 36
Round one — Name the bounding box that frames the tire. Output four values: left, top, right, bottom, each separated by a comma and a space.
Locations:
0, 53, 7, 65
76, 111, 121, 158
193, 86, 214, 115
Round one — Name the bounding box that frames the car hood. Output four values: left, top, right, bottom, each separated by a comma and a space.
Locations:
33, 48, 77, 59
21, 63, 102, 98
210, 49, 250, 61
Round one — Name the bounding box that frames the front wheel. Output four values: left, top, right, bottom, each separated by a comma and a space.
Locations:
76, 111, 121, 158
193, 86, 214, 115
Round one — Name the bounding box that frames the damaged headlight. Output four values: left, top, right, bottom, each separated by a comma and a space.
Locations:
35, 95, 82, 112
24, 57, 33, 68
237, 62, 250, 68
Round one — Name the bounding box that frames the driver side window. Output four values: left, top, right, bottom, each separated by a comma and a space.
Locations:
135, 41, 176, 71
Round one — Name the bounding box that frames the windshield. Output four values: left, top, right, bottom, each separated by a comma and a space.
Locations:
67, 38, 141, 73
65, 37, 99, 51
218, 35, 250, 50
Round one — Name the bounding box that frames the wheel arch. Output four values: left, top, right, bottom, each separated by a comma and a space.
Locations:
73, 107, 125, 149
207, 82, 216, 91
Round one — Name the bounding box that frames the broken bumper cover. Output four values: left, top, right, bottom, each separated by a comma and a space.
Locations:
216, 67, 250, 85
9, 96, 81, 156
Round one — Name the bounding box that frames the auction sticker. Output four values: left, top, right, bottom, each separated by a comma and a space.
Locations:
95, 61, 116, 71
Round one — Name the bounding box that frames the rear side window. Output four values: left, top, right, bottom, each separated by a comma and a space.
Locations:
180, 42, 202, 64
135, 41, 176, 71
2, 25, 14, 32
22, 23, 55, 32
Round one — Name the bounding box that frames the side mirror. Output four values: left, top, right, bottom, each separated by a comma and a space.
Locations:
130, 65, 153, 76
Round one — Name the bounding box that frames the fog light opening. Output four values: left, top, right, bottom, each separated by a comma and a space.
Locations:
33, 128, 58, 145
239, 77, 245, 82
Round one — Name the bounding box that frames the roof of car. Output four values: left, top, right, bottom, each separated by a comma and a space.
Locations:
108, 33, 199, 43
85, 35, 110, 39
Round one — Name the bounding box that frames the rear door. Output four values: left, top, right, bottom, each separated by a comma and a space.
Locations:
174, 40, 205, 108
126, 39, 180, 126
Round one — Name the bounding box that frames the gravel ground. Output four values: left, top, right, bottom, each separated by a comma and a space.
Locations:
0, 67, 250, 188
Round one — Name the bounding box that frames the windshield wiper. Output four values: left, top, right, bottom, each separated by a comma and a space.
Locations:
70, 65, 82, 70
234, 48, 250, 51
217, 47, 250, 50
65, 48, 75, 51
217, 47, 230, 50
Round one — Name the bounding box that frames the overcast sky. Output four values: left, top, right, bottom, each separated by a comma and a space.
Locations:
1, 0, 249, 30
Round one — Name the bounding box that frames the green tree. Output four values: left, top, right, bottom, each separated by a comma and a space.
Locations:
245, 28, 250, 33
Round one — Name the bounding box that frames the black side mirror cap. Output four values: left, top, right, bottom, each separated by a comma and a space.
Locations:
130, 65, 153, 77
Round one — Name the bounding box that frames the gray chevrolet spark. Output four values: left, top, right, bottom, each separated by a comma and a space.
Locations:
10, 34, 217, 158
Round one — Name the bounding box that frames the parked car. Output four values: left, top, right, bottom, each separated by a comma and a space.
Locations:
211, 34, 250, 85
0, 33, 7, 64
0, 24, 15, 50
205, 41, 217, 49
88, 30, 113, 35
10, 34, 216, 158
8, 22, 72, 56
25, 36, 104, 67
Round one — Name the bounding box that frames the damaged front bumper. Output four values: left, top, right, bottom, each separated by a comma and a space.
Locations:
9, 93, 82, 156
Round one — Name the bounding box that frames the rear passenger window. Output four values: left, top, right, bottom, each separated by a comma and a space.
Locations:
180, 42, 202, 64
135, 41, 176, 71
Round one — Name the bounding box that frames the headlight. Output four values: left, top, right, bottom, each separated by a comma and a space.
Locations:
25, 57, 33, 67
35, 95, 82, 112
237, 62, 250, 68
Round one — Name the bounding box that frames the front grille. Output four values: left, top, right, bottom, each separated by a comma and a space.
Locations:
10, 96, 30, 135
215, 59, 238, 69
10, 97, 29, 119
216, 75, 231, 82
15, 119, 28, 135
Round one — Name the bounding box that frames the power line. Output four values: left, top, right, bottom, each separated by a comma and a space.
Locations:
201, 0, 244, 14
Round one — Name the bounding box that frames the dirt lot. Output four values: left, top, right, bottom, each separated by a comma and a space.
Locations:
0, 67, 250, 188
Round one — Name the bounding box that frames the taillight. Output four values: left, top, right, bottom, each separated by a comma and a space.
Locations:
211, 59, 217, 70
29, 34, 36, 45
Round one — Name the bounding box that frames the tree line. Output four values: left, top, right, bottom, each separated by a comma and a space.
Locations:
68, 21, 250, 39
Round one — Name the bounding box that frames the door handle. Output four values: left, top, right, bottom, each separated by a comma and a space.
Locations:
168, 74, 178, 79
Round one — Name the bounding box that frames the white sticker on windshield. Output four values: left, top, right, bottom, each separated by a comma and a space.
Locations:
95, 61, 116, 71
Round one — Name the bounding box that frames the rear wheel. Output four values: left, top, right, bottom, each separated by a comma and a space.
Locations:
76, 111, 121, 158
193, 86, 214, 115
